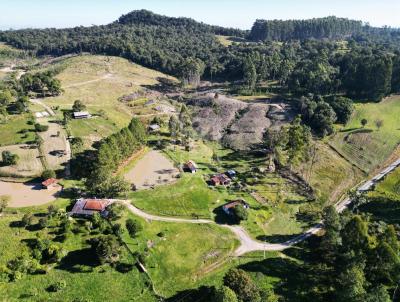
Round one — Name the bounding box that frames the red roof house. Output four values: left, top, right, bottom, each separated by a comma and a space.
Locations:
69, 198, 112, 217
210, 174, 231, 186
222, 199, 249, 215
41, 178, 58, 189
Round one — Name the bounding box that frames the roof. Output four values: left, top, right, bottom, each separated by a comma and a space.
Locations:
83, 199, 109, 211
223, 200, 249, 210
185, 160, 197, 170
42, 178, 58, 187
149, 124, 160, 130
73, 111, 90, 118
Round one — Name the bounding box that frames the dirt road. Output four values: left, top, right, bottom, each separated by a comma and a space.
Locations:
114, 156, 400, 256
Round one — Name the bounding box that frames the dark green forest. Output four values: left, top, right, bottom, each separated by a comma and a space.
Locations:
1, 10, 400, 137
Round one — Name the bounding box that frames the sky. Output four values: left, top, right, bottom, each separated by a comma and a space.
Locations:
1, 0, 400, 30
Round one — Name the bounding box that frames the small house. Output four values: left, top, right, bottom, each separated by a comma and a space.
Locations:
148, 124, 160, 132
222, 199, 249, 215
183, 160, 198, 173
41, 178, 58, 190
73, 111, 91, 119
210, 174, 231, 186
225, 170, 237, 179
69, 198, 112, 217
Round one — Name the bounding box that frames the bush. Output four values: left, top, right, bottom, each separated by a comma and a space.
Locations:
233, 205, 248, 222
48, 280, 67, 292
34, 123, 49, 132
21, 213, 34, 227
1, 150, 19, 165
126, 218, 142, 238
41, 169, 56, 180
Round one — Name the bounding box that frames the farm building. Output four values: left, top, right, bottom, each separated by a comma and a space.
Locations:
41, 178, 58, 190
210, 174, 231, 186
69, 198, 112, 217
183, 160, 198, 173
222, 199, 249, 215
148, 124, 161, 132
73, 111, 91, 119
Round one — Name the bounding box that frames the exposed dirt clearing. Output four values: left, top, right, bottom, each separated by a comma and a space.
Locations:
36, 118, 70, 172
0, 180, 60, 207
0, 145, 43, 177
223, 103, 271, 150
124, 150, 179, 190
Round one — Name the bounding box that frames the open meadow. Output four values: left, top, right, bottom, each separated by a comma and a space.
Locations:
330, 95, 400, 173
41, 55, 178, 146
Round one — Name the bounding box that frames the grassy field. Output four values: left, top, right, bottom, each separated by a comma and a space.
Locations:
296, 142, 364, 203
118, 211, 238, 297
0, 144, 43, 177
0, 113, 36, 146
130, 174, 231, 219
330, 95, 400, 173
369, 167, 400, 200
42, 55, 177, 145
144, 137, 317, 238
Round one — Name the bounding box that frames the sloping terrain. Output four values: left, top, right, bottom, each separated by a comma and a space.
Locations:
330, 95, 400, 173
191, 93, 292, 150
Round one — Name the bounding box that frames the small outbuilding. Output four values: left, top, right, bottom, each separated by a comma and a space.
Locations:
183, 160, 198, 173
148, 124, 161, 132
41, 178, 58, 190
210, 174, 231, 186
73, 111, 91, 119
222, 199, 249, 215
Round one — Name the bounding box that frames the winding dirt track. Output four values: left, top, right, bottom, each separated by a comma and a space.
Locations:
115, 156, 400, 256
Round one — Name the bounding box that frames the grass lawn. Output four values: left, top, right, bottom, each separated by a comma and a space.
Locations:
330, 95, 400, 173
130, 174, 232, 219
0, 113, 36, 146
118, 211, 239, 297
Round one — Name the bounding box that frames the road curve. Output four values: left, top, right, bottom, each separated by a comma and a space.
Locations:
114, 157, 400, 256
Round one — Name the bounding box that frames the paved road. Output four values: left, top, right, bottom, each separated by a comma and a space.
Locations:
114, 156, 400, 256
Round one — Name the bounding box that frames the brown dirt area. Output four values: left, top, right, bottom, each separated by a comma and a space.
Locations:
0, 144, 43, 177
0, 180, 61, 207
124, 150, 179, 190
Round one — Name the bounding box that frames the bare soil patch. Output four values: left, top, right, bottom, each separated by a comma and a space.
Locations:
37, 118, 70, 172
124, 150, 179, 190
0, 180, 61, 207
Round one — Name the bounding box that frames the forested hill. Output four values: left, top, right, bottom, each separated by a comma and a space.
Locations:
248, 16, 400, 41
0, 10, 227, 77
116, 9, 246, 37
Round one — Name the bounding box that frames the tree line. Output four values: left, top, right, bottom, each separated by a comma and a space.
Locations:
249, 16, 364, 41
81, 118, 147, 197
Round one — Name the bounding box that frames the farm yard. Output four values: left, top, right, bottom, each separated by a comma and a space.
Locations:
0, 180, 60, 207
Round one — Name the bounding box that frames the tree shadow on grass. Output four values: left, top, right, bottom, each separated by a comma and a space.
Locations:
166, 286, 215, 302
256, 233, 302, 244
213, 206, 238, 225
238, 249, 317, 302
56, 248, 99, 273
